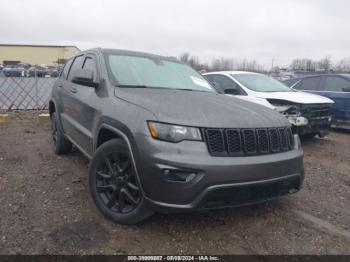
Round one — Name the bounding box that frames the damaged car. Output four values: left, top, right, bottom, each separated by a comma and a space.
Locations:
204, 71, 334, 139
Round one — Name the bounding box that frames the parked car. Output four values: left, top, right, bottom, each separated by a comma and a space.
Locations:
284, 74, 350, 129
27, 65, 49, 77
203, 71, 334, 139
47, 66, 61, 78
2, 64, 26, 77
50, 49, 304, 224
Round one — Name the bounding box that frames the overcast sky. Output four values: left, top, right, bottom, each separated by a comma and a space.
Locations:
1, 0, 350, 68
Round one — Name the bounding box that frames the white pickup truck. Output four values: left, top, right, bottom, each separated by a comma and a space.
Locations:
203, 71, 334, 138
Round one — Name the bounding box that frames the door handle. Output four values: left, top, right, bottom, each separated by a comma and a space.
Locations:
70, 88, 77, 94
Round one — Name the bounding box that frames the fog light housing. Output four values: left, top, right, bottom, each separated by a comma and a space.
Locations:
162, 169, 198, 183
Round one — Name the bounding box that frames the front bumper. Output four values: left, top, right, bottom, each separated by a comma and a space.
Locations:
283, 103, 333, 136
294, 117, 331, 136
133, 134, 304, 212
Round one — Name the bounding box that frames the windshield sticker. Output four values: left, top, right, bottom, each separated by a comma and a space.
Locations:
190, 76, 212, 89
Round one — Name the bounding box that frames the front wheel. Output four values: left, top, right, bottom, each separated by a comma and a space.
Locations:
89, 138, 154, 225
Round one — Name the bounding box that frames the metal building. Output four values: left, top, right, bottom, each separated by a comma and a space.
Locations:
0, 44, 80, 66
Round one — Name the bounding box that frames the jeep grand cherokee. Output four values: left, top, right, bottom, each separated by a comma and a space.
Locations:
49, 48, 304, 224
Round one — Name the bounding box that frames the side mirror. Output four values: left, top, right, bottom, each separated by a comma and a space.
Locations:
224, 87, 241, 95
342, 87, 350, 92
72, 69, 99, 88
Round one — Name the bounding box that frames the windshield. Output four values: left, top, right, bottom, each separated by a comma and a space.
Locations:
106, 54, 215, 92
233, 74, 292, 92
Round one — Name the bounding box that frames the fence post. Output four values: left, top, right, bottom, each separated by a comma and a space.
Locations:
34, 66, 39, 110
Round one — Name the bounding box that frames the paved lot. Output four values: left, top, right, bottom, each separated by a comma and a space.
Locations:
0, 113, 349, 255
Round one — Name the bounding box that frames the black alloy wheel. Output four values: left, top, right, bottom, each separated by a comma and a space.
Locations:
89, 138, 154, 224
96, 151, 141, 213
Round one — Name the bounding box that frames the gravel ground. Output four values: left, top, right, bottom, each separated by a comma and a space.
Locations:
0, 112, 349, 255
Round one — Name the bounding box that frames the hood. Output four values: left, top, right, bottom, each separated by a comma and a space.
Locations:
114, 88, 289, 128
233, 95, 275, 109
251, 90, 334, 104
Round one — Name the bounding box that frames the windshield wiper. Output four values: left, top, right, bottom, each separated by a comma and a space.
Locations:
116, 85, 212, 92
174, 88, 211, 93
116, 85, 153, 88
175, 88, 195, 91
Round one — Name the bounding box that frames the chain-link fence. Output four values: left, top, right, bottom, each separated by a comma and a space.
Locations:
0, 76, 56, 111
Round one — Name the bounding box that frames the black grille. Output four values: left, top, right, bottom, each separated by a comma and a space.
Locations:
269, 129, 280, 152
200, 175, 301, 209
204, 127, 294, 157
226, 129, 242, 155
257, 129, 269, 153
279, 128, 289, 151
205, 129, 225, 155
242, 129, 257, 154
301, 104, 332, 119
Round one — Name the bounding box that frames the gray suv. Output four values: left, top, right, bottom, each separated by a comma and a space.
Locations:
50, 48, 304, 224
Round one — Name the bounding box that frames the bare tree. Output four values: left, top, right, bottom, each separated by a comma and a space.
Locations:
318, 56, 332, 72
290, 58, 316, 71
210, 57, 234, 71
335, 58, 350, 73
236, 59, 264, 72
178, 53, 265, 73
179, 53, 190, 64
178, 53, 209, 71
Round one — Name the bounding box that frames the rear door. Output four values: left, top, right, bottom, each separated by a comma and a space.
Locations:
320, 76, 350, 123
53, 57, 73, 114
59, 55, 86, 150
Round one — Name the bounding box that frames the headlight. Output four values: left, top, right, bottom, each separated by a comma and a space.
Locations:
147, 121, 202, 142
273, 105, 293, 113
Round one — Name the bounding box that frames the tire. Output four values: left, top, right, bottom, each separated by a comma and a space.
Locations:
51, 112, 72, 154
300, 133, 317, 140
89, 138, 154, 225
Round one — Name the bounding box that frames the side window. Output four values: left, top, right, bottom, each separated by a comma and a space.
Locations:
82, 57, 97, 80
61, 58, 73, 80
324, 76, 350, 92
68, 55, 85, 81
211, 75, 240, 93
294, 77, 322, 91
